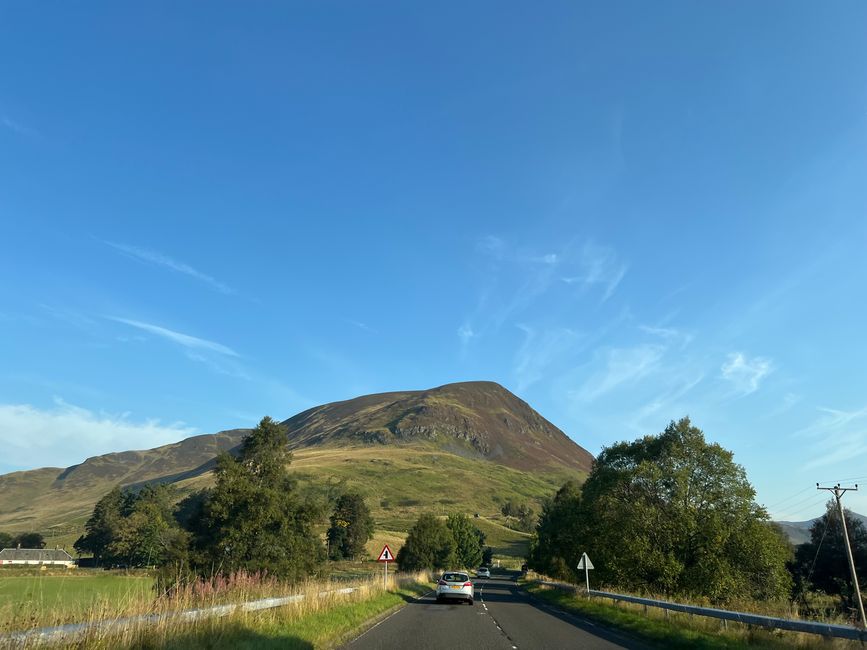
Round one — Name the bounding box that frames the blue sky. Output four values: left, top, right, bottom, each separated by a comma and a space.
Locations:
2, 1, 866, 520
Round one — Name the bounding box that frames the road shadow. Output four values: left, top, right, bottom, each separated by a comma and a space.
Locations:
476, 578, 651, 649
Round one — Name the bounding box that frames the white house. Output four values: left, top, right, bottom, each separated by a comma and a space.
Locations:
0, 548, 75, 567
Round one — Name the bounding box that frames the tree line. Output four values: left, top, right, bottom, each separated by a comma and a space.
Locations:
74, 417, 375, 584
528, 417, 867, 613
73, 416, 491, 586
0, 531, 46, 549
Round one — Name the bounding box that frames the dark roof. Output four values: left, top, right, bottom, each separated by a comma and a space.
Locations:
0, 548, 74, 562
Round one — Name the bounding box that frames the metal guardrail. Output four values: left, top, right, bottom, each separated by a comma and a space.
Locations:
536, 580, 867, 642
0, 586, 361, 647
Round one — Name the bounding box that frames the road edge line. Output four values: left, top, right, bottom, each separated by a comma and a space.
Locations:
340, 589, 435, 647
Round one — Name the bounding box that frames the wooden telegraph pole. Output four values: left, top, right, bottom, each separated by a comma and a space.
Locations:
817, 483, 866, 628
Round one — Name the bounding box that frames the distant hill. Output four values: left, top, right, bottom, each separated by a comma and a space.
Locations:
0, 381, 592, 535
775, 512, 867, 546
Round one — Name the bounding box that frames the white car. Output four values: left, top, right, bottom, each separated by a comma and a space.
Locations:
475, 567, 491, 578
436, 571, 474, 605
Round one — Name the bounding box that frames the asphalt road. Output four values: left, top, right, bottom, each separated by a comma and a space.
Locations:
342, 571, 650, 650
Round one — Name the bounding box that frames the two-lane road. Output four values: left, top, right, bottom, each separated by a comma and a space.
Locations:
343, 572, 649, 650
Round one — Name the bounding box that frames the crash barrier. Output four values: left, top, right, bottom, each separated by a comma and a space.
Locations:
0, 586, 362, 647
536, 580, 867, 642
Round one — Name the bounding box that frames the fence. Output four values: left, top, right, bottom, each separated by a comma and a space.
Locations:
536, 580, 867, 642
0, 586, 361, 647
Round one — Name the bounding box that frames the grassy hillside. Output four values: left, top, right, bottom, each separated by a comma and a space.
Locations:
7, 444, 579, 559
178, 443, 581, 533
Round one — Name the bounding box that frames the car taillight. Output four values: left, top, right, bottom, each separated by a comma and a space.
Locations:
463, 581, 473, 587
437, 580, 447, 585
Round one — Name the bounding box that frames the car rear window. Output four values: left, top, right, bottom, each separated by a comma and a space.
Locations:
443, 573, 469, 582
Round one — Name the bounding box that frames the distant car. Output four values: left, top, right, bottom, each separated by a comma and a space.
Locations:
475, 567, 491, 578
436, 571, 474, 605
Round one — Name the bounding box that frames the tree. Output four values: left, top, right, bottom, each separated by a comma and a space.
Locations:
191, 417, 324, 580
109, 485, 178, 566
10, 532, 45, 549
327, 493, 374, 560
0, 532, 12, 549
528, 480, 584, 579
531, 418, 793, 602
75, 485, 181, 567
446, 513, 485, 569
397, 514, 456, 571
76, 486, 125, 563
793, 502, 867, 603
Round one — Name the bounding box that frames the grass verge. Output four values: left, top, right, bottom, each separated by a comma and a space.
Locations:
522, 582, 860, 650
14, 575, 433, 649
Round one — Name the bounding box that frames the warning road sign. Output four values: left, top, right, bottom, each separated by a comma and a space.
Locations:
576, 553, 594, 570
377, 545, 394, 562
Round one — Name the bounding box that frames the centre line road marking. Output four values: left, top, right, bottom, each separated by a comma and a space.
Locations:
478, 580, 518, 650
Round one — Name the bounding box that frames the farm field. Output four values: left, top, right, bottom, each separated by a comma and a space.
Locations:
0, 571, 153, 630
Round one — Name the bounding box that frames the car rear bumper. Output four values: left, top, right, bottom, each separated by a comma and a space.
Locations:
436, 588, 473, 600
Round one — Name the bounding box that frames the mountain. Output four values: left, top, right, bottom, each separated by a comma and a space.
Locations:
775, 512, 867, 546
283, 381, 593, 472
0, 381, 592, 535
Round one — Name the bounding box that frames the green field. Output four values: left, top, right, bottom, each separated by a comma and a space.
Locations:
0, 572, 154, 629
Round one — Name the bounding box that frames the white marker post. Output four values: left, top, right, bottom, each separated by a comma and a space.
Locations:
377, 544, 394, 588
576, 552, 594, 594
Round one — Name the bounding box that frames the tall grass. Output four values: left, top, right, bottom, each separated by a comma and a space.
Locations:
0, 570, 432, 648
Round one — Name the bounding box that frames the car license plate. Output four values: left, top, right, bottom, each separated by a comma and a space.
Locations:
450, 585, 461, 590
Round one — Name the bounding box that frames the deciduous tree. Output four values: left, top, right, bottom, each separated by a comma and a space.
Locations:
793, 502, 867, 604
397, 514, 455, 571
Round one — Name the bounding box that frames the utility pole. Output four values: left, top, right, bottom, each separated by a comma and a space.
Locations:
817, 483, 866, 628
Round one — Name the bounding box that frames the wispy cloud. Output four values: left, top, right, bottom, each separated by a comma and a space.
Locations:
804, 430, 867, 470
513, 324, 582, 391
1, 115, 35, 136
639, 324, 694, 348
0, 399, 196, 472
562, 242, 628, 302
476, 235, 507, 260
625, 373, 705, 433
104, 241, 235, 295
572, 344, 665, 402
347, 320, 377, 334
787, 405, 867, 472
721, 352, 772, 395
457, 323, 475, 353
107, 317, 239, 357
796, 405, 867, 438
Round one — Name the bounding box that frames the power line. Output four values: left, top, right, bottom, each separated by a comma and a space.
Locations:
817, 483, 865, 628
775, 493, 830, 520
764, 485, 819, 511
805, 507, 833, 586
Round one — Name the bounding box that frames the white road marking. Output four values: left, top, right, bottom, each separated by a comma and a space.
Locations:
345, 589, 435, 645
478, 578, 519, 649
